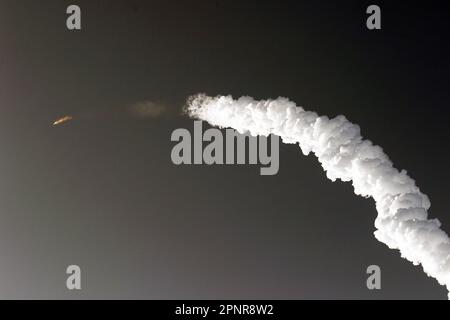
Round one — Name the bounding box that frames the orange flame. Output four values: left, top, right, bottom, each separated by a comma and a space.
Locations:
53, 116, 73, 126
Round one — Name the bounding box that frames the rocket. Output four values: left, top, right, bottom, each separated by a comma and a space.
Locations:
53, 116, 73, 126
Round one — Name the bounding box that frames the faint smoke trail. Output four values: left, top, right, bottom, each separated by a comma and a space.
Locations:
129, 101, 167, 118
185, 94, 450, 298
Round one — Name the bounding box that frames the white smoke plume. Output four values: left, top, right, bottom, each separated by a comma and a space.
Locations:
185, 94, 450, 298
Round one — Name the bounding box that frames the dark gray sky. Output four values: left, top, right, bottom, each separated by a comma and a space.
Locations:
0, 0, 449, 299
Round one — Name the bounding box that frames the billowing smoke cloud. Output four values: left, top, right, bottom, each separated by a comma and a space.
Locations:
185, 94, 450, 298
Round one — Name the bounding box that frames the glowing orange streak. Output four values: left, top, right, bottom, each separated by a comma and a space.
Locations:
53, 116, 73, 126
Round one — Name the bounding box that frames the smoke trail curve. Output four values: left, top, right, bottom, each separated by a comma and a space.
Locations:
185, 94, 450, 298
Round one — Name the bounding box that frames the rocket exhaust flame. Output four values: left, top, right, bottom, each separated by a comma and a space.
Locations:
185, 94, 450, 298
52, 116, 73, 126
